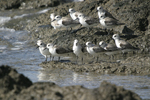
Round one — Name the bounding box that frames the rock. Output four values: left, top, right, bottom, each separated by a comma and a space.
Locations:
0, 65, 32, 99
0, 0, 24, 10
92, 81, 141, 100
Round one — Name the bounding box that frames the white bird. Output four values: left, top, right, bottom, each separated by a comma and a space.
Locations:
47, 43, 73, 61
78, 14, 99, 29
69, 8, 83, 21
99, 41, 120, 56
54, 15, 80, 32
37, 40, 51, 62
73, 39, 84, 64
50, 13, 61, 30
97, 6, 116, 20
86, 41, 106, 62
99, 41, 118, 51
99, 14, 125, 29
112, 34, 139, 53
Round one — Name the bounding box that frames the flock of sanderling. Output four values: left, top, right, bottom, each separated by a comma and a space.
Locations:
37, 6, 139, 63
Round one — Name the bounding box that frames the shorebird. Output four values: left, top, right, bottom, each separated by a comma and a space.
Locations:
99, 41, 118, 51
47, 43, 73, 61
50, 13, 61, 30
97, 6, 116, 20
69, 8, 83, 21
99, 13, 124, 35
112, 34, 139, 53
99, 13, 125, 29
78, 13, 99, 33
54, 15, 80, 32
37, 40, 51, 62
99, 41, 120, 56
86, 41, 106, 62
73, 39, 84, 64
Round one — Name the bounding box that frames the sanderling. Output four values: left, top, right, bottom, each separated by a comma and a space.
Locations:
50, 13, 61, 30
99, 41, 120, 56
54, 15, 80, 32
112, 34, 139, 53
97, 6, 116, 20
99, 41, 118, 51
47, 43, 73, 61
37, 40, 51, 62
78, 13, 99, 33
73, 39, 84, 64
99, 13, 125, 29
86, 41, 105, 62
69, 8, 83, 21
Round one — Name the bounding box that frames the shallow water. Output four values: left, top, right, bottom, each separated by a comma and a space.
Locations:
0, 8, 150, 100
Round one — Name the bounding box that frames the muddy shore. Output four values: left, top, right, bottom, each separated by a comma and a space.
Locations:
1, 0, 150, 75
0, 65, 142, 100
22, 0, 150, 75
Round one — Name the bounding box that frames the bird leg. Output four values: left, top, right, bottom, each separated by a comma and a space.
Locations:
81, 57, 84, 64
96, 56, 99, 63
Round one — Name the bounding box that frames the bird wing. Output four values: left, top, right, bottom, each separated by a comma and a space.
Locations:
105, 17, 124, 26
85, 17, 99, 25
119, 40, 135, 49
104, 17, 118, 26
105, 11, 118, 20
106, 44, 118, 51
93, 46, 105, 53
56, 46, 72, 54
62, 17, 79, 26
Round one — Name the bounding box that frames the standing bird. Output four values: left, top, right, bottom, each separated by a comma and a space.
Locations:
112, 34, 139, 53
99, 41, 118, 51
99, 13, 125, 29
69, 8, 83, 29
97, 6, 116, 20
54, 15, 80, 32
37, 40, 51, 62
99, 13, 124, 35
78, 14, 99, 34
86, 41, 106, 62
69, 8, 83, 21
99, 41, 120, 56
50, 13, 61, 30
73, 39, 84, 64
47, 43, 73, 61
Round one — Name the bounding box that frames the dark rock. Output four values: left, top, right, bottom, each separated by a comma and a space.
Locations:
0, 65, 32, 99
92, 81, 141, 100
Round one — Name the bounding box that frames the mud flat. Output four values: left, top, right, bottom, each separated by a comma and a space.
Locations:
12, 0, 149, 75
39, 53, 150, 75
0, 65, 141, 100
1, 0, 150, 74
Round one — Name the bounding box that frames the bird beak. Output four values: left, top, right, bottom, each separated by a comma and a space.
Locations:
43, 47, 48, 51
36, 46, 39, 49
52, 19, 56, 21
75, 18, 79, 21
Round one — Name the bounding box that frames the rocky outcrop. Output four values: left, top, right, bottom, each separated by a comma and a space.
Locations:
0, 65, 141, 100
0, 65, 32, 99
